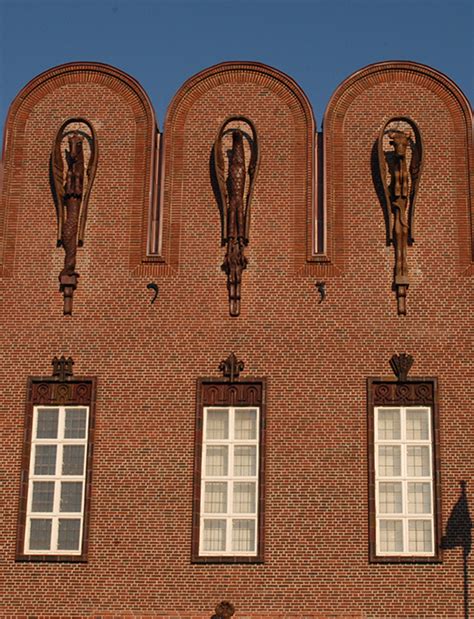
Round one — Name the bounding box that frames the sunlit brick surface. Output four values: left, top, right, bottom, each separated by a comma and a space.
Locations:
0, 61, 472, 618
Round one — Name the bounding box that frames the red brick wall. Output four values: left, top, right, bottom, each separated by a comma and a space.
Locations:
0, 60, 472, 618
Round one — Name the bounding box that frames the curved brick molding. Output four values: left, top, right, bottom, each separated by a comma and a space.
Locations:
158, 61, 317, 275
0, 62, 158, 278
323, 60, 473, 277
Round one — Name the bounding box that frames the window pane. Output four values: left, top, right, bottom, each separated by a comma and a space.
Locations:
36, 409, 59, 438
378, 446, 401, 476
233, 482, 256, 513
34, 445, 57, 475
206, 410, 229, 440
29, 519, 52, 550
379, 520, 403, 552
378, 482, 402, 513
235, 409, 257, 440
31, 481, 55, 512
407, 446, 430, 476
377, 409, 401, 440
408, 482, 431, 514
64, 408, 87, 439
204, 482, 227, 513
62, 445, 85, 475
232, 519, 255, 552
406, 409, 429, 440
408, 520, 432, 552
58, 519, 81, 550
205, 446, 228, 476
234, 446, 257, 476
60, 482, 83, 512
202, 519, 226, 551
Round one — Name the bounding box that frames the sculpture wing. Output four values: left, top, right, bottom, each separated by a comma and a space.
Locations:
78, 119, 98, 246
377, 121, 392, 244
244, 118, 260, 243
213, 121, 228, 244
408, 123, 423, 244
51, 123, 66, 246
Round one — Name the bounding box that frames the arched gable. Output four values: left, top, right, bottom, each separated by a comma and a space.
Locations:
323, 61, 473, 276
0, 62, 158, 277
158, 61, 316, 274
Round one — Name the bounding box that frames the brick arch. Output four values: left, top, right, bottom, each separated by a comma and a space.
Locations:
158, 61, 316, 273
322, 60, 473, 275
0, 62, 158, 277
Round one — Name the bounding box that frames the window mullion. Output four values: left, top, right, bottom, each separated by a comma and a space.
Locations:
228, 406, 234, 553
400, 407, 407, 552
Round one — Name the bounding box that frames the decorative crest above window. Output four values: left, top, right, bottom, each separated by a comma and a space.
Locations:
51, 355, 74, 381
219, 352, 244, 382
390, 353, 414, 382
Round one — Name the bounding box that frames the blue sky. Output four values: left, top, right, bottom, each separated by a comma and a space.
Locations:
0, 0, 472, 135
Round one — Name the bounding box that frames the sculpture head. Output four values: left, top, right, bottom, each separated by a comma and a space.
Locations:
68, 133, 84, 160
231, 129, 244, 155
214, 601, 235, 618
388, 130, 410, 157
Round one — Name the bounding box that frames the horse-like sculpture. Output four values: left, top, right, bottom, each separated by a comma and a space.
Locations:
378, 118, 423, 315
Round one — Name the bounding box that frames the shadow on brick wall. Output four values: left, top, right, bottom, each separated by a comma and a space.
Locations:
371, 138, 391, 247
441, 480, 472, 619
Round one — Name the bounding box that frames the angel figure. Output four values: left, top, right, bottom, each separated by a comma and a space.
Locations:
213, 116, 259, 316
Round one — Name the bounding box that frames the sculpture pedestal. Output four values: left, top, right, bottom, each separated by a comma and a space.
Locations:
395, 275, 410, 316
59, 273, 78, 315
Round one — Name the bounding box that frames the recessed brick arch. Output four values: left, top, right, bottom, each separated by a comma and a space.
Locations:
0, 62, 158, 277
158, 61, 316, 274
322, 61, 473, 276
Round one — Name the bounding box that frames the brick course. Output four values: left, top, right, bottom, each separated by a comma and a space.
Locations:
0, 60, 472, 618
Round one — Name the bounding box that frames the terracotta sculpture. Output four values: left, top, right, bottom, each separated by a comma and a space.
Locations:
378, 118, 423, 315
211, 601, 235, 619
213, 117, 259, 316
388, 130, 410, 278
52, 118, 98, 315
62, 134, 85, 276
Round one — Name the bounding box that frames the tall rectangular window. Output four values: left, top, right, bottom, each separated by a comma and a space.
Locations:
200, 406, 259, 556
25, 406, 89, 555
193, 379, 264, 563
375, 406, 434, 556
17, 368, 95, 562
368, 376, 440, 563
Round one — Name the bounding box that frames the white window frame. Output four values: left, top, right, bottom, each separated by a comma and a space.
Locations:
375, 405, 435, 557
199, 405, 260, 557
24, 405, 89, 555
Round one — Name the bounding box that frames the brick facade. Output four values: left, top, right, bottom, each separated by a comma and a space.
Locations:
0, 60, 472, 618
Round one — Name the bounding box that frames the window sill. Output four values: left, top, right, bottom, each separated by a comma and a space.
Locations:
191, 555, 264, 565
16, 553, 88, 563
